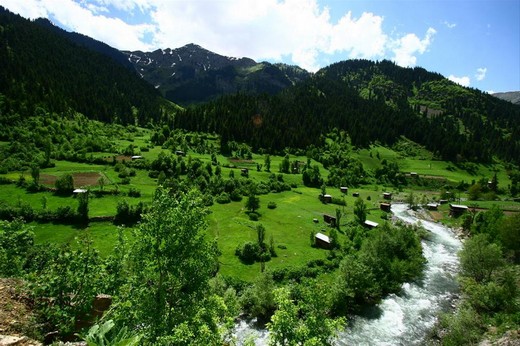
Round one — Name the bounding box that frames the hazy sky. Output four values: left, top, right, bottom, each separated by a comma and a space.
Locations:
1, 0, 518, 92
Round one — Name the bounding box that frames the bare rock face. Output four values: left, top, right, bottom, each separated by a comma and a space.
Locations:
0, 335, 41, 346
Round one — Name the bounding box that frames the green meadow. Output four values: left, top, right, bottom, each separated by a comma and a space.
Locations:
1, 131, 517, 282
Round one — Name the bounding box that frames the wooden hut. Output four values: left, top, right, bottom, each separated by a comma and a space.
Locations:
323, 214, 337, 227
340, 187, 348, 194
315, 233, 331, 249
426, 203, 439, 210
450, 204, 468, 216
383, 192, 392, 200
352, 192, 360, 197
380, 202, 391, 212
364, 220, 379, 229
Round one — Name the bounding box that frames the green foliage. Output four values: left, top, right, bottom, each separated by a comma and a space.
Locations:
241, 272, 276, 321
440, 305, 484, 346
245, 193, 260, 213
77, 191, 89, 223
113, 188, 222, 342
55, 174, 74, 195
267, 201, 277, 209
459, 234, 503, 283
0, 219, 34, 276
113, 200, 143, 226
268, 282, 345, 346
80, 319, 142, 346
28, 237, 104, 336
353, 198, 367, 225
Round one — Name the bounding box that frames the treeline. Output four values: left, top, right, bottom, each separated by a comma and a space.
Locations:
174, 60, 520, 165
0, 7, 166, 125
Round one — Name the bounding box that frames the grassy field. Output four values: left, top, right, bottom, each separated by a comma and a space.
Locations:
1, 133, 517, 282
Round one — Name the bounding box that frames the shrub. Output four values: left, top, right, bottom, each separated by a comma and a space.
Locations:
55, 174, 74, 195
248, 212, 259, 221
216, 193, 231, 204
127, 188, 141, 198
267, 202, 277, 209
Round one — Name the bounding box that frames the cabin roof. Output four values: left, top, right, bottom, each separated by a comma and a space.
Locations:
364, 220, 379, 227
315, 233, 330, 243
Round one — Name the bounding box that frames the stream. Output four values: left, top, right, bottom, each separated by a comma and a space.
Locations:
233, 204, 462, 345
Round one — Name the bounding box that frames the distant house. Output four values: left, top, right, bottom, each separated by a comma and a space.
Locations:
352, 192, 360, 197
410, 172, 418, 178
364, 220, 379, 229
340, 187, 348, 194
439, 199, 448, 205
131, 155, 143, 160
426, 203, 439, 210
383, 192, 392, 200
380, 202, 391, 212
323, 214, 337, 227
315, 233, 331, 249
240, 168, 249, 177
320, 194, 332, 203
73, 188, 88, 194
175, 150, 185, 156
450, 204, 468, 216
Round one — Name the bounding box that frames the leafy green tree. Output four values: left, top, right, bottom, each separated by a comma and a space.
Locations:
279, 154, 290, 174
268, 283, 345, 345
77, 191, 89, 223
115, 188, 224, 343
459, 234, 503, 283
265, 154, 271, 172
499, 213, 520, 263
241, 272, 276, 321
30, 165, 40, 186
246, 193, 260, 213
0, 219, 34, 276
55, 173, 74, 195
353, 198, 367, 225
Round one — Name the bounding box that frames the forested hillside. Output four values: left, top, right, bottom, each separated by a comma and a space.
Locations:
0, 7, 167, 125
176, 60, 520, 164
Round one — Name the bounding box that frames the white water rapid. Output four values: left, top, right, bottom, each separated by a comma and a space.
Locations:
233, 204, 462, 345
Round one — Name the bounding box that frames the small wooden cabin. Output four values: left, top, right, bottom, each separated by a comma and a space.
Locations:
450, 204, 468, 216
410, 172, 418, 178
340, 186, 348, 194
322, 194, 332, 203
352, 192, 360, 197
175, 150, 185, 156
364, 220, 379, 229
315, 233, 331, 249
323, 214, 337, 227
380, 202, 391, 212
131, 155, 143, 160
383, 192, 392, 200
426, 203, 439, 210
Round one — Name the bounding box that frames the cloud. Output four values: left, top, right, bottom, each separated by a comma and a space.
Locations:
443, 20, 456, 29
391, 27, 436, 67
475, 67, 487, 81
448, 75, 471, 87
0, 0, 437, 72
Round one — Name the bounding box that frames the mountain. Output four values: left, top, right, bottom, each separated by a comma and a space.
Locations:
123, 44, 310, 105
493, 91, 520, 105
0, 6, 167, 125
175, 59, 520, 164
33, 18, 134, 71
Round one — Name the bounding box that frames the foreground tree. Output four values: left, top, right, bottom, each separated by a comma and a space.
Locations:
115, 188, 227, 344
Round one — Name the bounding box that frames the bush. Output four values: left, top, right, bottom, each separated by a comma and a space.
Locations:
127, 188, 141, 197
236, 241, 260, 264
216, 193, 231, 204
248, 212, 259, 221
55, 174, 74, 195
267, 202, 277, 209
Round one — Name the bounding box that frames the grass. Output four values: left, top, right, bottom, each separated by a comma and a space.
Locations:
1, 134, 518, 283
30, 221, 132, 257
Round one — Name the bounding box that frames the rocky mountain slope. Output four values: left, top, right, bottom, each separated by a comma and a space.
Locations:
123, 44, 310, 105
493, 91, 520, 105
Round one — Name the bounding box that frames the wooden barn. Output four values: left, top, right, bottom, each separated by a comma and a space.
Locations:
380, 202, 391, 212
315, 233, 331, 249
450, 204, 468, 216
364, 220, 379, 229
323, 214, 337, 227
340, 186, 348, 194
383, 192, 392, 200
426, 203, 439, 210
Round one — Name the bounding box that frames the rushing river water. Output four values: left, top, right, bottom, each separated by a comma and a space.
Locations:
233, 204, 462, 345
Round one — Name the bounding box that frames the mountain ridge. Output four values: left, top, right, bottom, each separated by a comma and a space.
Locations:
123, 44, 311, 105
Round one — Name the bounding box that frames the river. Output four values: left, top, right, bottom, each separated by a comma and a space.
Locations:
233, 203, 462, 345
